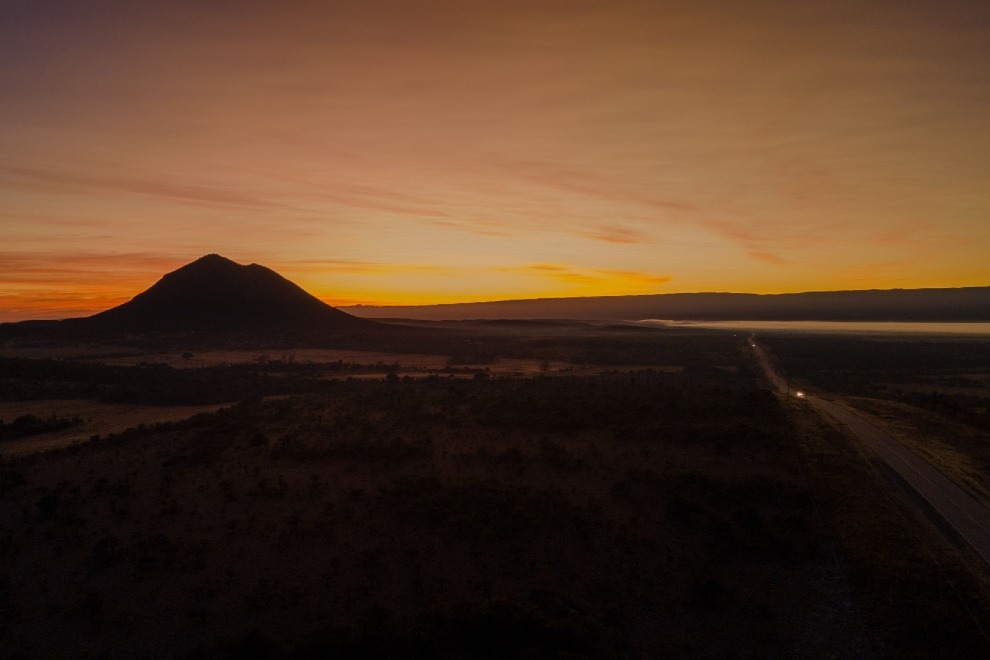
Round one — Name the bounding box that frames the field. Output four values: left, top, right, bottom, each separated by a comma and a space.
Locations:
760, 333, 990, 431
761, 333, 990, 505
0, 399, 227, 457
2, 327, 989, 657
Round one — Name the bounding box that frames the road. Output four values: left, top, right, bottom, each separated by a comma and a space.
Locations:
749, 337, 990, 564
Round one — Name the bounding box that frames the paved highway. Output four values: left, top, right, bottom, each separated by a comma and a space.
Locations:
750, 337, 990, 564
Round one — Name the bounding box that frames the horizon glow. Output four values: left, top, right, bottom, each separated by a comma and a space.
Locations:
2, 1, 990, 321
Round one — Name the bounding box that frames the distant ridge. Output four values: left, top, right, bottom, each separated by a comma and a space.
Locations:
341, 287, 990, 322
1, 254, 379, 339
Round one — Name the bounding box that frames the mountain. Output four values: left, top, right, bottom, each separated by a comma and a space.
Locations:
0, 254, 378, 341
341, 287, 990, 322
74, 254, 370, 333
78, 254, 376, 334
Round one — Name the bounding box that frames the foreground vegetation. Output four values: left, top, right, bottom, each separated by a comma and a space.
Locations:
1, 329, 989, 657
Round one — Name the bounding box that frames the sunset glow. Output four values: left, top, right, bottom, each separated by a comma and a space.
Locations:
2, 1, 990, 321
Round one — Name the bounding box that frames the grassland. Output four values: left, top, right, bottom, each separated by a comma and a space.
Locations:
762, 333, 990, 507
1, 328, 988, 657
0, 400, 227, 457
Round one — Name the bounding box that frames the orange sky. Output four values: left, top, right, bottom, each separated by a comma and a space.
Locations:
2, 1, 990, 321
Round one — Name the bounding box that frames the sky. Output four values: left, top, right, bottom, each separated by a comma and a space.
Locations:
2, 0, 990, 321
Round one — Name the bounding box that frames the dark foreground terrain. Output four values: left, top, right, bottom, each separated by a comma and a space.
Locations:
2, 328, 989, 657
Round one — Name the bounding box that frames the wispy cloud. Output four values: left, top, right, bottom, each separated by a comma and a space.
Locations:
505, 263, 671, 292
0, 251, 183, 285
525, 264, 569, 273
0, 166, 289, 211
423, 218, 521, 239
586, 225, 648, 244
489, 159, 697, 215
281, 259, 457, 276
748, 251, 790, 266
591, 269, 673, 286
867, 221, 938, 251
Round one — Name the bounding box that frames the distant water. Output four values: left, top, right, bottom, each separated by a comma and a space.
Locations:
635, 320, 990, 337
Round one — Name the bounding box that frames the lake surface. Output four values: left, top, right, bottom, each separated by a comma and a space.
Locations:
635, 320, 990, 337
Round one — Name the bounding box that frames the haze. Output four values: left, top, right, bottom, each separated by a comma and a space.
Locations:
3, 0, 990, 321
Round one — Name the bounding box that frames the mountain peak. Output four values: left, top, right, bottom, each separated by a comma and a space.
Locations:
178, 253, 244, 272
192, 252, 235, 264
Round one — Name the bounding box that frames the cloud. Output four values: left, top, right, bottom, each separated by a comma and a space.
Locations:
506, 263, 671, 292
591, 269, 673, 286
587, 225, 648, 244
748, 251, 790, 266
0, 166, 289, 211
484, 158, 841, 259
868, 221, 938, 250
424, 218, 521, 239
0, 251, 184, 285
281, 259, 456, 276
493, 160, 697, 215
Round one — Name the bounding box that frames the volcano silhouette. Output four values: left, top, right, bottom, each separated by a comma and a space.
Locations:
82, 254, 375, 334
